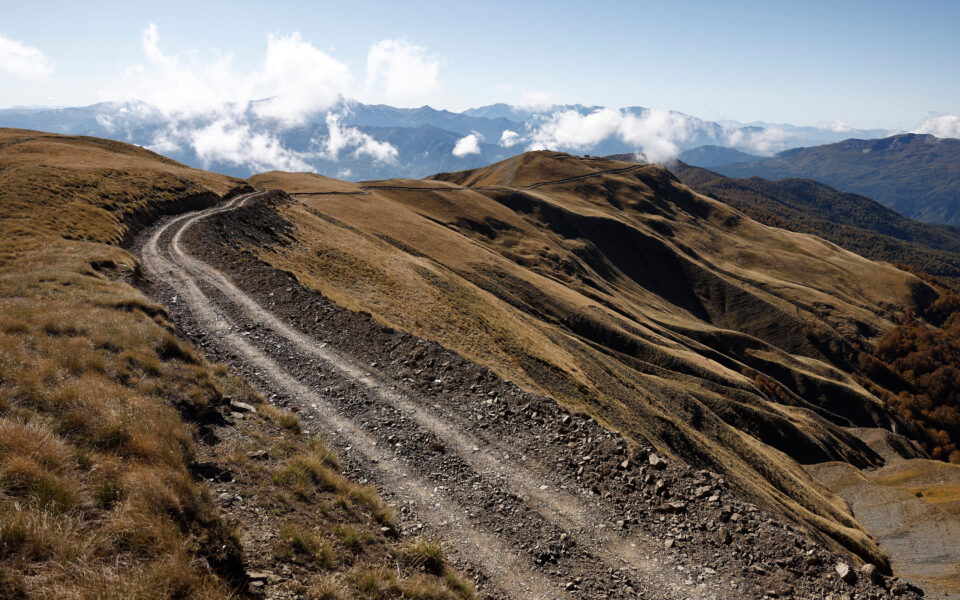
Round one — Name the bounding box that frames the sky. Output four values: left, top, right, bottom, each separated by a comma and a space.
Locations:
1, 0, 958, 131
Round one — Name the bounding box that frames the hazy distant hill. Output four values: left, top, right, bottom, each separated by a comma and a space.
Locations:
671, 162, 960, 284
713, 134, 960, 225
678, 145, 763, 168
0, 101, 895, 180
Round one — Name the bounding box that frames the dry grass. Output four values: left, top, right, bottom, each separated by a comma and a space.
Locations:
869, 459, 960, 516
219, 398, 473, 599
0, 130, 248, 598
0, 128, 474, 599
247, 152, 937, 565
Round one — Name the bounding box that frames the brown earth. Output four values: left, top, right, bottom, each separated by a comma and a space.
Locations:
0, 128, 474, 599
248, 152, 936, 566
136, 187, 924, 599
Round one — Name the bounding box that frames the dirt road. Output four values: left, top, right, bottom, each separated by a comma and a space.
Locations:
137, 191, 906, 600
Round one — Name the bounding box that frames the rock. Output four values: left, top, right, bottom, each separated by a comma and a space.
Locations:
620, 459, 630, 469
716, 528, 732, 545
217, 492, 235, 504
860, 562, 879, 582
694, 485, 712, 498
664, 537, 675, 549
891, 580, 924, 596
248, 571, 275, 587
648, 453, 666, 469
230, 399, 257, 413
248, 449, 270, 460
665, 501, 687, 513
835, 562, 857, 584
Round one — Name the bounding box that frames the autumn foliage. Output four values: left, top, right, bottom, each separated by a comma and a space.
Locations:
871, 284, 960, 463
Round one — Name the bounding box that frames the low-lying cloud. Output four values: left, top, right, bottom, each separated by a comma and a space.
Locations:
0, 34, 53, 81
521, 108, 699, 162
500, 130, 521, 147
510, 106, 801, 161
913, 113, 960, 139
723, 125, 790, 154
452, 133, 482, 157
322, 113, 398, 163
101, 24, 415, 171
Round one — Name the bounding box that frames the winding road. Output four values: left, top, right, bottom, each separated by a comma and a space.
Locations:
139, 191, 738, 599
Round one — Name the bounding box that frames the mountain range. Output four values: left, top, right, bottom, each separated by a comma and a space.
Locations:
668, 161, 960, 283
708, 134, 960, 225
0, 100, 892, 180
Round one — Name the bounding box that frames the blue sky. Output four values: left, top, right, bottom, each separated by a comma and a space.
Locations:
1, 0, 958, 129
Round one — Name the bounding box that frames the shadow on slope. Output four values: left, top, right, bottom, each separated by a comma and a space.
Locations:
248, 152, 936, 565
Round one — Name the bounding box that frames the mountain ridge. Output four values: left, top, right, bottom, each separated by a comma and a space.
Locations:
248, 151, 941, 567
712, 133, 960, 225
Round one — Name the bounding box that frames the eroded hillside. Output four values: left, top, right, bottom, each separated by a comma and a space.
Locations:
0, 129, 475, 599
249, 152, 936, 562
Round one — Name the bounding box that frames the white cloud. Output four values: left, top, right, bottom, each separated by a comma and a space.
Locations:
912, 113, 960, 139
723, 125, 790, 154
452, 133, 482, 157
522, 107, 696, 162
253, 32, 352, 125
817, 119, 854, 133
365, 39, 439, 101
500, 130, 521, 147
110, 24, 351, 123
321, 112, 397, 162
527, 108, 622, 150
101, 24, 399, 172
618, 109, 695, 163
191, 118, 313, 171
0, 34, 53, 80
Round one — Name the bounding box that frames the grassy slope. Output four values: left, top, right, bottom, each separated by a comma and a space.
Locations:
672, 161, 960, 284
249, 152, 935, 564
0, 129, 473, 599
870, 459, 960, 517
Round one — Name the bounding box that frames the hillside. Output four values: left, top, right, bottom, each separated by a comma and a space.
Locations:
0, 129, 474, 599
671, 162, 960, 284
677, 145, 764, 168
248, 152, 939, 566
712, 134, 960, 225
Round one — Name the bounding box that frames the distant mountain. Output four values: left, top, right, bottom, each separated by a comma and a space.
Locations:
742, 121, 892, 147
670, 161, 960, 283
678, 145, 763, 168
712, 134, 960, 226
0, 100, 896, 180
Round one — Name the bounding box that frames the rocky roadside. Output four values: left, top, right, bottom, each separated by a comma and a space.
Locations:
138, 192, 926, 599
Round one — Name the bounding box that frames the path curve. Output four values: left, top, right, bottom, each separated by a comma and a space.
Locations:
140, 191, 737, 600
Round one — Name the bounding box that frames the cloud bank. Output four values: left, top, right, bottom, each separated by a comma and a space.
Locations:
515, 107, 796, 161
521, 108, 699, 162
0, 34, 53, 81
913, 113, 960, 139
103, 24, 418, 171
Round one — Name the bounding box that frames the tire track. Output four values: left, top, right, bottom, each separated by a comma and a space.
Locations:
141, 192, 734, 599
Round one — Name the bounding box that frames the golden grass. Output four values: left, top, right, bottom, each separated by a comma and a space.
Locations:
234, 402, 472, 599
0, 129, 246, 597
247, 152, 936, 565
869, 459, 960, 516
0, 128, 474, 599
